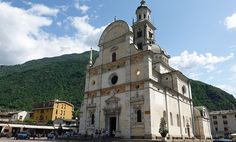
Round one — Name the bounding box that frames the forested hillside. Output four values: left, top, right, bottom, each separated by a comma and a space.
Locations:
0, 51, 235, 111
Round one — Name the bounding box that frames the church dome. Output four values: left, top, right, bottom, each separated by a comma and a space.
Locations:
136, 0, 151, 14
150, 44, 169, 56
150, 44, 161, 53
99, 20, 132, 47
193, 108, 201, 117
194, 106, 209, 118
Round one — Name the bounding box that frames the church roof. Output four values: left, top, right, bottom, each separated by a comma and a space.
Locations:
162, 70, 189, 82
98, 20, 132, 47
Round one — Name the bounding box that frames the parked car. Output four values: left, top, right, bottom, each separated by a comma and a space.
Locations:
47, 132, 55, 139
63, 131, 70, 138
16, 131, 30, 140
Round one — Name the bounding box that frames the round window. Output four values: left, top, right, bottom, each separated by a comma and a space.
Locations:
111, 75, 118, 85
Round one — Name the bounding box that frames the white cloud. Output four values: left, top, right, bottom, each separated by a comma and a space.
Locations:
28, 4, 59, 16
170, 51, 234, 72
230, 65, 236, 79
74, 0, 89, 14
230, 65, 236, 72
0, 2, 105, 65
188, 72, 201, 80
225, 13, 236, 30
70, 15, 107, 47
56, 21, 62, 27
79, 5, 89, 14
216, 85, 236, 98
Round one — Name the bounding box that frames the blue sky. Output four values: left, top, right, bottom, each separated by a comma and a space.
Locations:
0, 0, 236, 97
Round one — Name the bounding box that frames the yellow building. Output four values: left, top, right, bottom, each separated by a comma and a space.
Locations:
32, 100, 74, 123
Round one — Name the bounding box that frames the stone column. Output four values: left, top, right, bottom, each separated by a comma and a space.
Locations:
115, 111, 121, 137
177, 96, 183, 138
105, 111, 108, 131
164, 90, 170, 138
116, 111, 119, 130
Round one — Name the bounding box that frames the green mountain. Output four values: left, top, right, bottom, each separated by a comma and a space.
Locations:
0, 51, 235, 111
191, 80, 236, 110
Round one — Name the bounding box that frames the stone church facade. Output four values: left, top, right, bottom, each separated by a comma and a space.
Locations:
79, 0, 196, 139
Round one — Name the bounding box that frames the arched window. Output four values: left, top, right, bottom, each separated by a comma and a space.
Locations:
189, 118, 192, 127
144, 14, 146, 19
91, 114, 95, 125
182, 86, 186, 94
170, 112, 173, 126
137, 110, 142, 122
39, 115, 44, 121
137, 30, 142, 38
137, 42, 143, 50
112, 52, 116, 62
177, 114, 180, 127
139, 14, 141, 20
183, 116, 185, 127
135, 85, 140, 96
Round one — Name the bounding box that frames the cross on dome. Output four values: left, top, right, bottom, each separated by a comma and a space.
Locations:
140, 0, 146, 6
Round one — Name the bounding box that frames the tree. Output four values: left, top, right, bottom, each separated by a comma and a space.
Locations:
23, 118, 35, 124
159, 117, 168, 138
73, 109, 80, 119
47, 120, 53, 125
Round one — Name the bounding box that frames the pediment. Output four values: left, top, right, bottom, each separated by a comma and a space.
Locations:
105, 95, 120, 104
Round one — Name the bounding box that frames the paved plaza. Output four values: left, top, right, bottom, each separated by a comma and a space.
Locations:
0, 137, 163, 142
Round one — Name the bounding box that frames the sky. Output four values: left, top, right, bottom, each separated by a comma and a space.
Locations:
0, 0, 236, 97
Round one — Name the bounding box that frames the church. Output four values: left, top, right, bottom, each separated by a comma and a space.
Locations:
79, 0, 205, 140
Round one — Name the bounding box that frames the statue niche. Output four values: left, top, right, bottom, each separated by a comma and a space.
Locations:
103, 95, 121, 114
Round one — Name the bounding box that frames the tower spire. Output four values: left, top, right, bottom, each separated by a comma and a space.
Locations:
133, 0, 156, 49
89, 47, 93, 66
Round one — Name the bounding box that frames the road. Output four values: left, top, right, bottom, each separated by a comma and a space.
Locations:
0, 137, 57, 142
0, 137, 99, 142
0, 137, 104, 142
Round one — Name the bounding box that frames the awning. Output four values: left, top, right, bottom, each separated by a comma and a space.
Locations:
231, 133, 236, 136
8, 124, 24, 128
23, 125, 54, 129
0, 124, 7, 127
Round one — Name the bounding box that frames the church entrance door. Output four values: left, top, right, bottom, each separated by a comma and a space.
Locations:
109, 117, 116, 137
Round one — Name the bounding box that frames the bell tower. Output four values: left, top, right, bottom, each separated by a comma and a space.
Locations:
132, 0, 156, 50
